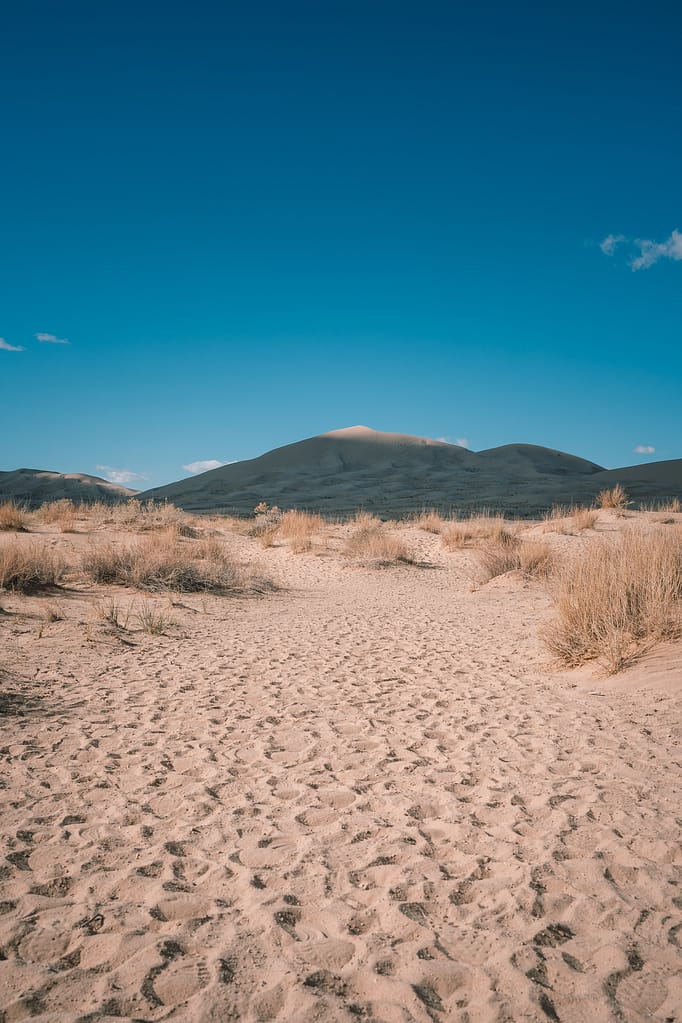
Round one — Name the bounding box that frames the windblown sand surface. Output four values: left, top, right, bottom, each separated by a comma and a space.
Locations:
1, 513, 681, 1022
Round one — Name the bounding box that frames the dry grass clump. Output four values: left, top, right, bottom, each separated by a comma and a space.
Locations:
344, 525, 416, 566
0, 501, 29, 532
108, 499, 188, 532
597, 484, 629, 511
441, 514, 514, 550
0, 542, 65, 593
544, 526, 682, 673
35, 499, 77, 532
351, 510, 381, 529
278, 510, 325, 552
477, 537, 554, 583
82, 532, 256, 593
542, 505, 598, 534
249, 503, 283, 539
572, 507, 598, 531
412, 509, 444, 533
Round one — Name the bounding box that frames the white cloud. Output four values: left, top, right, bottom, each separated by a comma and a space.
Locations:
600, 233, 625, 255
36, 332, 69, 344
182, 459, 229, 474
0, 338, 24, 352
600, 229, 682, 270
435, 436, 470, 448
631, 229, 682, 271
96, 465, 146, 485
633, 444, 656, 455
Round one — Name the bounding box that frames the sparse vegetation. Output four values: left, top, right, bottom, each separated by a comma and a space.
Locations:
412, 509, 444, 533
81, 532, 259, 593
35, 499, 77, 531
137, 603, 173, 635
441, 514, 515, 550
477, 537, 554, 583
344, 525, 416, 566
596, 484, 630, 511
278, 510, 325, 552
544, 526, 682, 673
0, 542, 65, 593
542, 505, 598, 534
0, 501, 29, 532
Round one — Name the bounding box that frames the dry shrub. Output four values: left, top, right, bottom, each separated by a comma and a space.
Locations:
544, 527, 682, 673
441, 514, 513, 550
412, 509, 444, 533
662, 497, 681, 513
279, 510, 324, 552
597, 484, 629, 510
82, 532, 258, 593
0, 542, 65, 593
478, 537, 553, 583
543, 505, 598, 534
109, 499, 187, 532
572, 508, 598, 531
0, 501, 29, 532
344, 526, 415, 566
351, 510, 380, 529
249, 503, 283, 538
36, 499, 77, 532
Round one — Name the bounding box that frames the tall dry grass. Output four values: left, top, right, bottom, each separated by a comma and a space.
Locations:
278, 510, 325, 553
441, 514, 515, 550
596, 484, 629, 511
0, 543, 65, 593
544, 526, 682, 673
344, 525, 415, 566
81, 532, 259, 593
35, 499, 77, 532
412, 509, 444, 533
477, 538, 554, 583
0, 501, 29, 532
542, 505, 598, 534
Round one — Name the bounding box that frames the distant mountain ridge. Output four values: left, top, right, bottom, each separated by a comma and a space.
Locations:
0, 468, 138, 506
3, 428, 679, 516
138, 426, 680, 516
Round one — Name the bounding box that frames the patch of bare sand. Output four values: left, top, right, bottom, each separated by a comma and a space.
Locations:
0, 515, 680, 1022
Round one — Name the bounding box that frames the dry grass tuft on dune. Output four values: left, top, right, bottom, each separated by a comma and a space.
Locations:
596, 483, 629, 511
82, 531, 254, 593
34, 498, 77, 532
0, 500, 29, 532
478, 537, 554, 582
544, 525, 682, 673
411, 509, 444, 533
441, 514, 515, 550
344, 524, 416, 566
0, 541, 65, 593
278, 510, 325, 553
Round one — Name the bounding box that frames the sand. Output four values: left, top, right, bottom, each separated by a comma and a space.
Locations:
0, 512, 681, 1022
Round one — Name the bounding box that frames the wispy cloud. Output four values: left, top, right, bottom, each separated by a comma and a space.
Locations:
436, 435, 470, 448
96, 465, 146, 485
600, 233, 625, 256
36, 332, 69, 345
182, 459, 230, 474
633, 444, 656, 455
600, 229, 682, 270
0, 338, 24, 352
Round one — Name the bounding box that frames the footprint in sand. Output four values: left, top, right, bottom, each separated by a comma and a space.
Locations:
19, 928, 71, 963
297, 939, 355, 970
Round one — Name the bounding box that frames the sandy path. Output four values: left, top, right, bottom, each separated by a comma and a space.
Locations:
1, 531, 681, 1022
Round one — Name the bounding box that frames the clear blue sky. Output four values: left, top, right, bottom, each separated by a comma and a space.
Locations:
1, 0, 680, 487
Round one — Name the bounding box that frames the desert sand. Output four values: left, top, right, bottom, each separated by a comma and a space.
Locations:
1, 508, 681, 1022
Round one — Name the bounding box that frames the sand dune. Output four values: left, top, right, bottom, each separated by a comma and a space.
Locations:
0, 469, 138, 507
0, 509, 680, 1021
140, 426, 681, 516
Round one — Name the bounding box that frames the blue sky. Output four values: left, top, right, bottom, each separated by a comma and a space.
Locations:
1, 0, 680, 487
